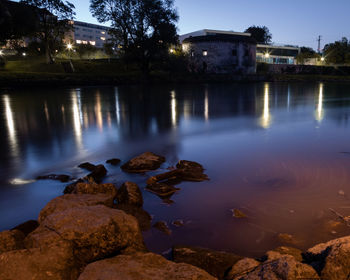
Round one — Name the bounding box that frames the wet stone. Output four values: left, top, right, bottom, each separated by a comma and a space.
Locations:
78, 162, 97, 171
121, 152, 166, 173
106, 158, 121, 166
85, 164, 107, 183
145, 182, 180, 198
232, 209, 247, 218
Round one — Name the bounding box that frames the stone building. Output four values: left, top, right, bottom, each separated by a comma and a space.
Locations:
181, 30, 257, 74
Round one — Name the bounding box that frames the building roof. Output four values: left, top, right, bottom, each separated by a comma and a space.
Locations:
183, 34, 257, 44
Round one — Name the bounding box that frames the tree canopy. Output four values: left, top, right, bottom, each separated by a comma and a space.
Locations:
323, 37, 350, 65
296, 46, 319, 64
244, 25, 272, 44
20, 0, 75, 63
90, 0, 179, 73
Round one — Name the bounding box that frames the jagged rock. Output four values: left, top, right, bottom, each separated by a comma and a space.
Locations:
38, 194, 115, 223
63, 178, 84, 194
116, 204, 152, 231
78, 252, 216, 280
85, 164, 107, 183
304, 235, 350, 280
176, 160, 204, 172
231, 255, 319, 280
0, 240, 79, 280
11, 220, 39, 236
121, 152, 166, 173
226, 258, 260, 280
232, 209, 247, 218
36, 174, 71, 182
270, 246, 303, 262
146, 182, 180, 198
0, 230, 25, 253
78, 162, 97, 171
173, 245, 242, 279
153, 221, 171, 235
117, 181, 143, 207
106, 158, 121, 166
73, 182, 117, 198
26, 205, 145, 263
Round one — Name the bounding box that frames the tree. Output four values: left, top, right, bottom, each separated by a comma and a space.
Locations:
244, 25, 272, 44
323, 37, 350, 65
20, 0, 75, 64
296, 46, 319, 64
90, 0, 178, 74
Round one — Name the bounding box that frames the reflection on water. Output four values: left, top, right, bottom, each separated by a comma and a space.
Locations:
1, 82, 350, 256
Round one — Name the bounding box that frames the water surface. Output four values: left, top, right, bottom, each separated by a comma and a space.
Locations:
1, 82, 350, 256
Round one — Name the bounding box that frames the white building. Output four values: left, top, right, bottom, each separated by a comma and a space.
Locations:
66, 21, 111, 48
256, 44, 300, 65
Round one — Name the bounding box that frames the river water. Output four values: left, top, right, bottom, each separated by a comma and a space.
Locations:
1, 82, 350, 257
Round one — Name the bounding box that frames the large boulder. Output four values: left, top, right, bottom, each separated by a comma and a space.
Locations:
73, 182, 117, 198
26, 205, 145, 263
11, 220, 39, 236
229, 255, 319, 280
78, 252, 217, 280
304, 235, 350, 280
116, 204, 152, 231
265, 246, 303, 262
121, 152, 166, 173
226, 258, 260, 280
117, 181, 143, 207
172, 245, 242, 279
0, 240, 79, 280
38, 194, 115, 223
0, 230, 25, 253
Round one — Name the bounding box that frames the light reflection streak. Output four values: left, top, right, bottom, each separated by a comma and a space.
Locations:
95, 92, 103, 131
316, 83, 324, 122
115, 88, 120, 125
204, 89, 209, 122
71, 91, 83, 150
3, 95, 19, 157
260, 83, 271, 129
171, 90, 177, 127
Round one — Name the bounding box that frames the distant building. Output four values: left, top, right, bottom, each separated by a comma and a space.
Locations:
66, 21, 111, 48
181, 29, 257, 74
256, 44, 300, 65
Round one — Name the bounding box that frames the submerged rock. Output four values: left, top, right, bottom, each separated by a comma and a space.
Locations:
38, 193, 115, 223
145, 182, 180, 198
85, 164, 107, 183
11, 220, 39, 236
304, 235, 350, 280
26, 205, 145, 263
106, 158, 121, 166
0, 240, 79, 280
78, 162, 97, 171
0, 230, 25, 254
176, 160, 205, 172
153, 221, 171, 235
117, 182, 143, 207
36, 174, 71, 182
78, 252, 216, 280
277, 233, 299, 245
121, 152, 166, 173
173, 245, 242, 279
232, 209, 247, 218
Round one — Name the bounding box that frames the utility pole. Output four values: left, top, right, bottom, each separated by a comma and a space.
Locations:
317, 35, 322, 54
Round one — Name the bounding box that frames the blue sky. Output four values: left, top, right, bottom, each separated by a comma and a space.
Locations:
70, 0, 350, 50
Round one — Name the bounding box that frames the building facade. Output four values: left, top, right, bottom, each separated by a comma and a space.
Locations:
66, 21, 111, 48
256, 44, 300, 65
181, 30, 257, 74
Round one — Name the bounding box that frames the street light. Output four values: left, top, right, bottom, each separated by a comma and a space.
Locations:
0, 50, 3, 56
22, 52, 26, 57
66, 43, 73, 50
264, 53, 270, 58
321, 57, 325, 62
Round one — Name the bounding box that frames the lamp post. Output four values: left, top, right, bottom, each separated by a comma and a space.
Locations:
66, 43, 73, 59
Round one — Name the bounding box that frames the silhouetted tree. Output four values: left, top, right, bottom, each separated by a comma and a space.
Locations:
323, 37, 350, 65
21, 0, 75, 63
90, 0, 178, 74
245, 25, 272, 44
296, 46, 319, 64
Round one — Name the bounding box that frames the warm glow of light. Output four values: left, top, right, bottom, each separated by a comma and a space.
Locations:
95, 92, 103, 132
67, 43, 73, 50
204, 89, 209, 122
71, 90, 83, 150
171, 91, 177, 127
0, 50, 3, 55
202, 50, 208, 56
260, 83, 271, 129
169, 48, 175, 53
89, 41, 96, 46
321, 57, 325, 62
316, 83, 324, 122
3, 95, 18, 156
100, 37, 106, 41
115, 88, 121, 125
22, 52, 26, 56
264, 53, 270, 58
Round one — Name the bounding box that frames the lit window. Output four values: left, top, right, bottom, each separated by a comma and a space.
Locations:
202, 50, 208, 56
100, 37, 106, 41
76, 40, 82, 44
82, 41, 88, 44
101, 31, 105, 34
89, 41, 96, 45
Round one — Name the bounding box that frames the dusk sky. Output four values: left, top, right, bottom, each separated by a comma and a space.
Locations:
69, 0, 350, 50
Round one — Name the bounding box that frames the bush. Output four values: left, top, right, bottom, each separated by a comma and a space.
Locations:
0, 56, 6, 69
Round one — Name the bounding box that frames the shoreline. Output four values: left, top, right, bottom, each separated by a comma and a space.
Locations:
1, 72, 350, 88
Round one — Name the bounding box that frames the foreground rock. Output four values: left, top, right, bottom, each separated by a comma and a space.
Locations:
0, 230, 25, 253
265, 246, 303, 262
228, 255, 319, 280
78, 162, 97, 171
116, 204, 152, 231
106, 158, 121, 165
304, 235, 350, 280
11, 220, 39, 236
173, 245, 242, 279
121, 152, 166, 173
36, 174, 71, 182
26, 205, 145, 263
38, 194, 115, 223
85, 164, 107, 183
78, 252, 217, 280
0, 240, 79, 280
117, 181, 143, 207
226, 258, 260, 280
71, 182, 117, 198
